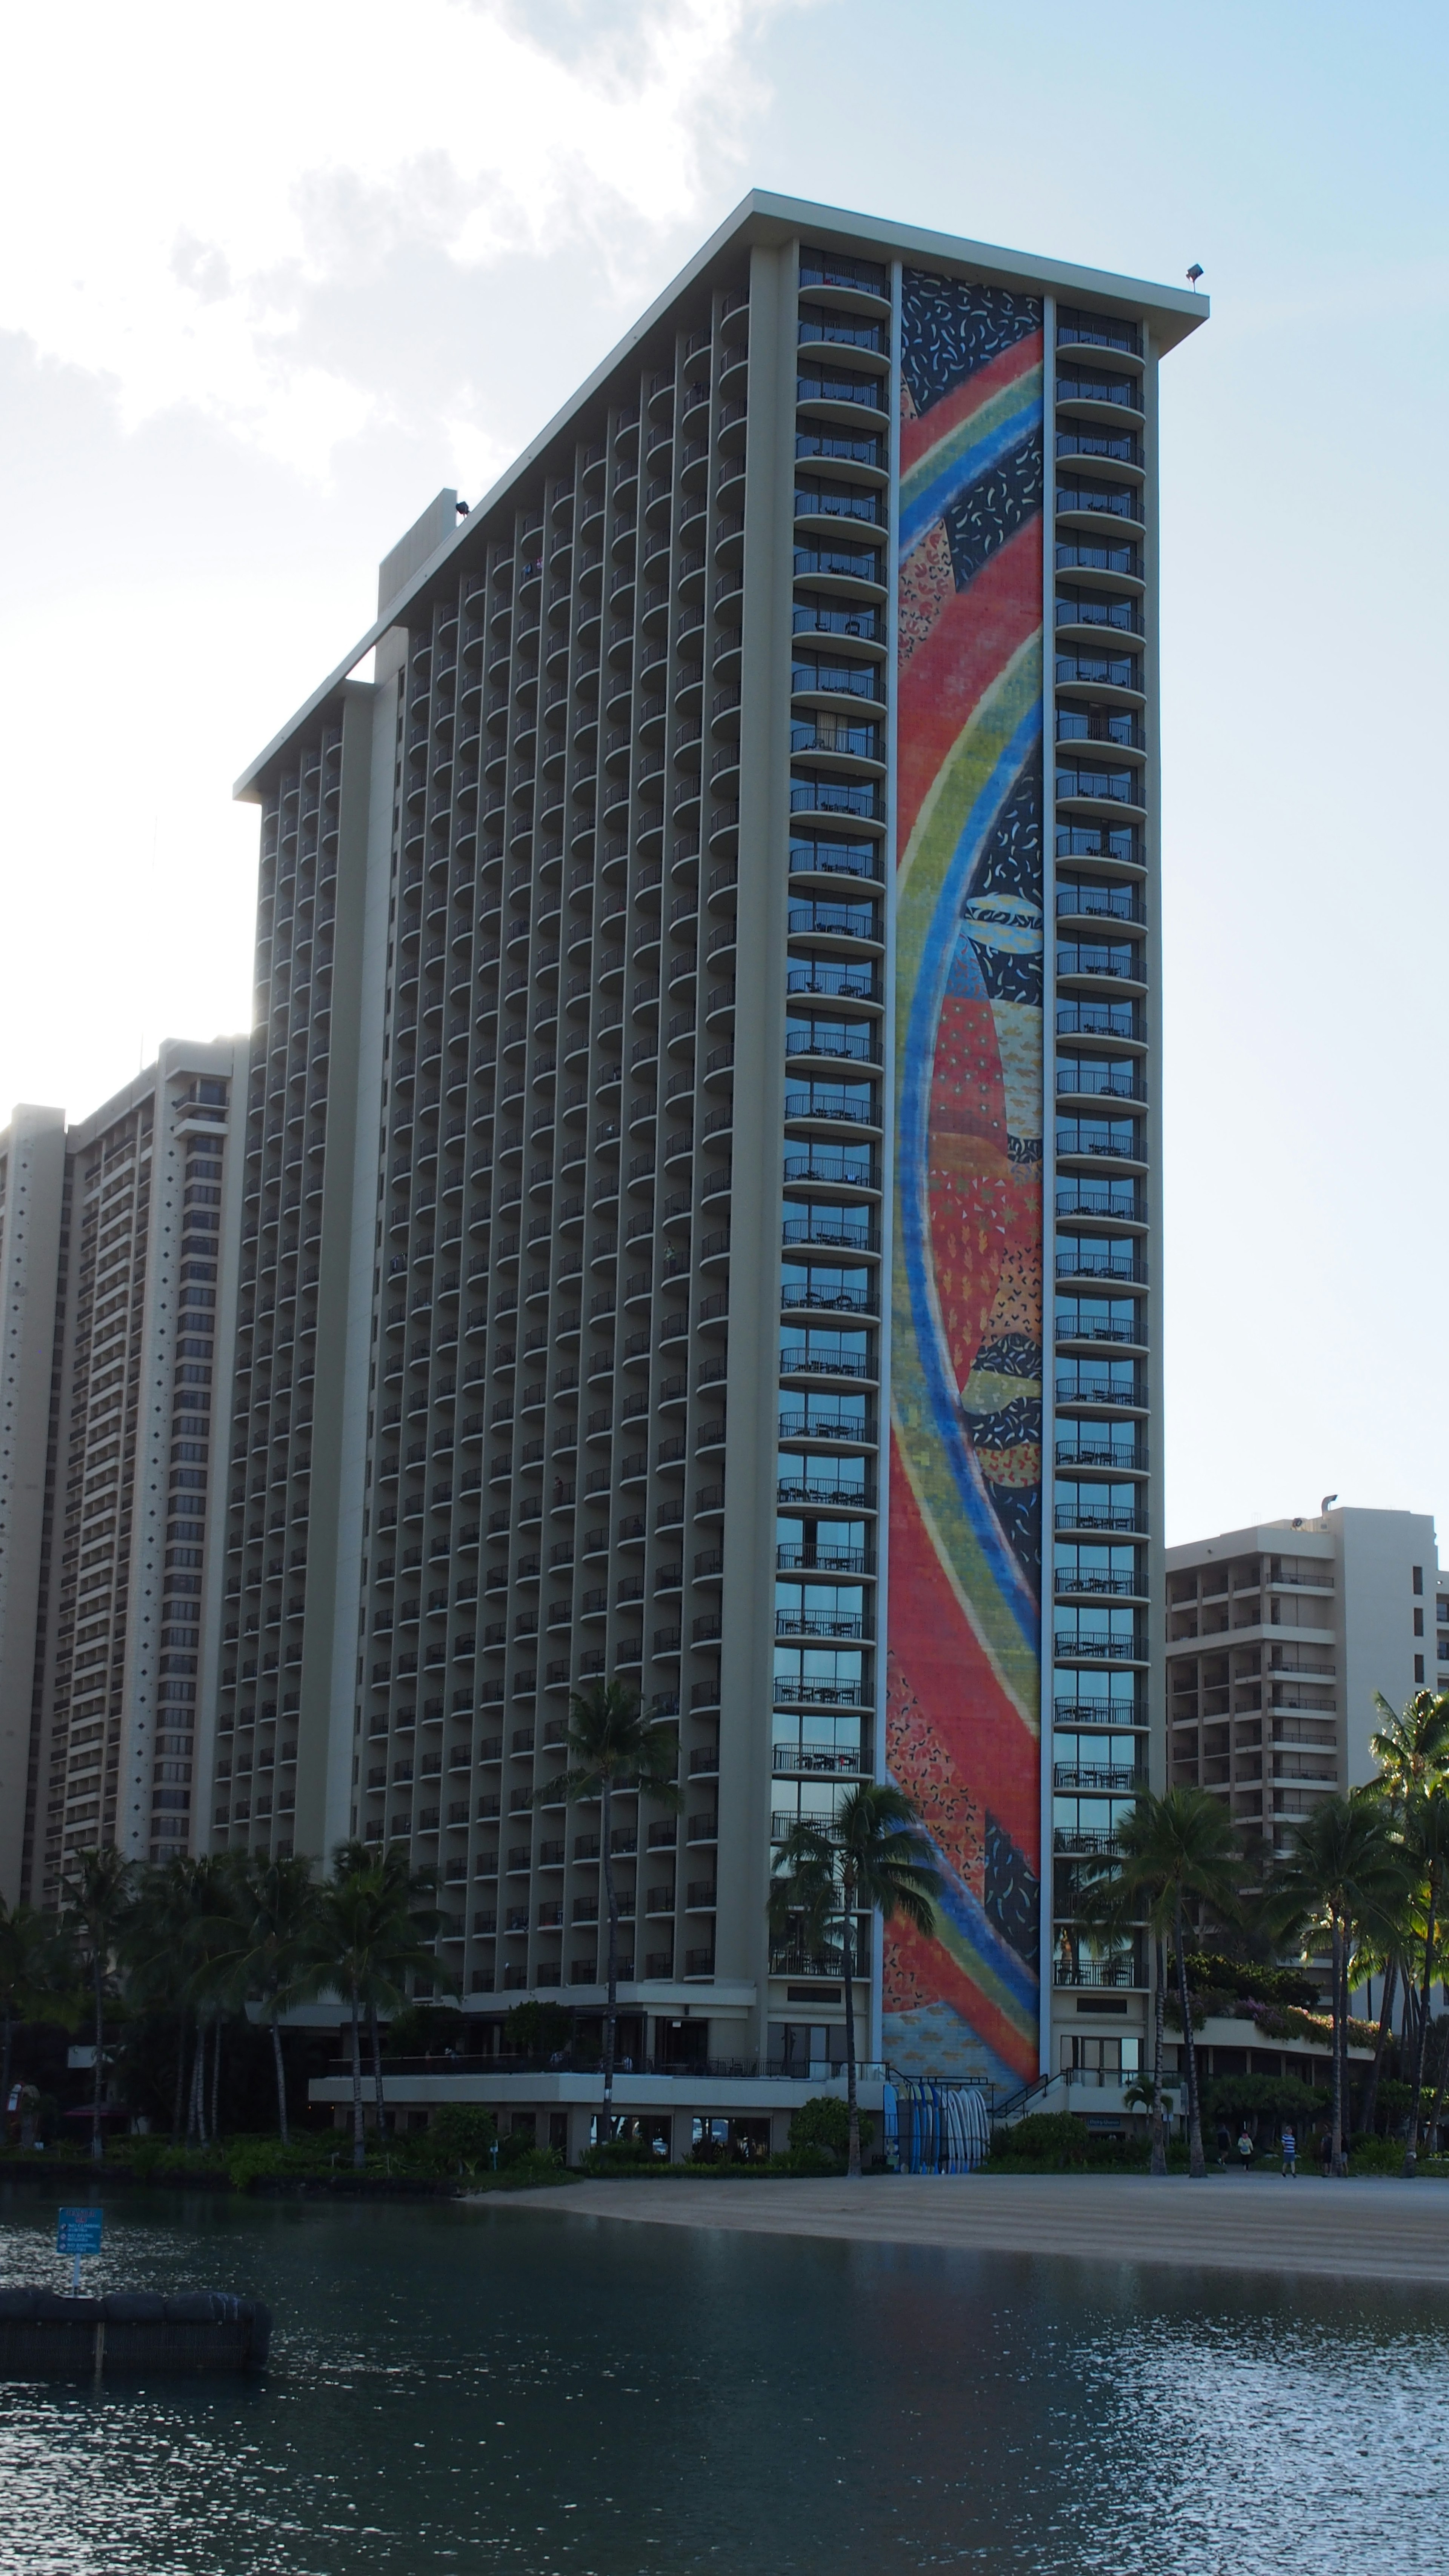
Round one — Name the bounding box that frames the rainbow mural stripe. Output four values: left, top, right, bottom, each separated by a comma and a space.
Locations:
884, 273, 1045, 2089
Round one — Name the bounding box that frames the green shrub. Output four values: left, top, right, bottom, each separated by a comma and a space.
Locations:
995, 2110, 1091, 2165
500, 2145, 567, 2186
783, 2141, 839, 2175
1180, 1952, 1319, 2007
495, 2124, 547, 2170
1201, 2073, 1328, 2125
502, 2000, 572, 2058
578, 2138, 658, 2174
424, 2105, 498, 2173
1349, 2135, 1408, 2175
788, 2095, 873, 2156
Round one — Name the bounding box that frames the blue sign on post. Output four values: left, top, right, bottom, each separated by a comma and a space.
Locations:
57, 2204, 103, 2290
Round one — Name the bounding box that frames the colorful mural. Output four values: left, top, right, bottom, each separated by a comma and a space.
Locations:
884, 272, 1044, 2089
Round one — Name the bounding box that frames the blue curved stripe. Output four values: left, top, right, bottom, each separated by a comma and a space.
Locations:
898, 695, 1043, 1658
900, 390, 1043, 559
931, 1840, 1040, 2023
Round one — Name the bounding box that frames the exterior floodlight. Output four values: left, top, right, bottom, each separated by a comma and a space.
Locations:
1186, 264, 1204, 286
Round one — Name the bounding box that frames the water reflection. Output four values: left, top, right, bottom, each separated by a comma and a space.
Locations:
1, 2184, 1445, 2574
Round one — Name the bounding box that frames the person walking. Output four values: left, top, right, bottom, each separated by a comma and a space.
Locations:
1236, 2124, 1255, 2172
1215, 2120, 1231, 2169
1280, 2125, 1297, 2177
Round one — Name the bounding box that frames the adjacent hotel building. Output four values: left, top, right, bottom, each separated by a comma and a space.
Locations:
216, 192, 1203, 2130
1166, 1504, 1443, 1848
0, 1046, 243, 1905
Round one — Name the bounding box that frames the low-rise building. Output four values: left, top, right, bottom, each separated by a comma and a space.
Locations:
1165, 1504, 1440, 1851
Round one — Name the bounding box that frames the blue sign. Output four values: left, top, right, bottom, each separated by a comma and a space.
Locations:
57, 2207, 103, 2257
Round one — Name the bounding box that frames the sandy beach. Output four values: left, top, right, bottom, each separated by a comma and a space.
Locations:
504, 2170, 1449, 2285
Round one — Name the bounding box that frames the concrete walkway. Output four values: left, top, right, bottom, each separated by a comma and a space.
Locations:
503, 2172, 1449, 2285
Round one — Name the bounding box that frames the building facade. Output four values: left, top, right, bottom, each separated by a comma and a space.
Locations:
1165, 1504, 1441, 1848
0, 1042, 244, 1905
220, 193, 1203, 2130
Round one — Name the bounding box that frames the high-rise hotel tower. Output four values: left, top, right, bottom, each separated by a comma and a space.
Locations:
220, 194, 1204, 2108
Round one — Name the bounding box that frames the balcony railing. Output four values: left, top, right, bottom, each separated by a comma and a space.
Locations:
780, 1285, 877, 1316
785, 963, 881, 1003
1053, 1697, 1147, 1727
1053, 1955, 1143, 1989
1057, 310, 1141, 357
798, 315, 885, 354
1055, 1248, 1143, 1283
1053, 1571, 1141, 1598
781, 1216, 876, 1249
1055, 541, 1143, 582
1054, 1505, 1145, 1533
1054, 1438, 1146, 1471
768, 1941, 871, 1977
1053, 1764, 1143, 1792
771, 1744, 869, 1775
1055, 882, 1146, 921
1056, 484, 1143, 524
1055, 1066, 1145, 1102
778, 1412, 872, 1444
1056, 766, 1144, 807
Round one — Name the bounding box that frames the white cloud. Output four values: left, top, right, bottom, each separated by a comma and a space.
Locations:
0, 0, 778, 472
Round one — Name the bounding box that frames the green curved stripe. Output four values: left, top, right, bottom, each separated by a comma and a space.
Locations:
893, 637, 1043, 1726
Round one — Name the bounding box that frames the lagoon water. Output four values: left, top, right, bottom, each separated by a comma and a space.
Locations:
2, 2181, 1446, 2575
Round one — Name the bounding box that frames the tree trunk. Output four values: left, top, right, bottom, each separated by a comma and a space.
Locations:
350, 1991, 366, 2171
1360, 1955, 1397, 2137
841, 1866, 861, 2178
1424, 2015, 1449, 2156
210, 2014, 223, 2144
271, 2013, 290, 2146
172, 2016, 187, 2144
1149, 1932, 1167, 2178
1, 2002, 12, 2150
91, 1950, 105, 2161
188, 2016, 206, 2145
1339, 1936, 1352, 2150
1404, 1870, 1440, 2179
1329, 1915, 1346, 2177
1175, 1895, 1205, 2178
370, 2002, 387, 2137
600, 1775, 617, 2139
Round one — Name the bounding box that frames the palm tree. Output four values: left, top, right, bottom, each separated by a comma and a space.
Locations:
1364, 1689, 1449, 1806
314, 1845, 446, 2168
59, 1846, 136, 2159
124, 1856, 211, 2140
1074, 1864, 1169, 2176
547, 1679, 681, 2138
1359, 1691, 1449, 2147
214, 1853, 325, 2144
1265, 1795, 1407, 2176
1083, 1789, 1243, 2179
332, 1840, 446, 2135
1395, 1786, 1449, 2176
771, 1783, 940, 2177
0, 1899, 74, 2139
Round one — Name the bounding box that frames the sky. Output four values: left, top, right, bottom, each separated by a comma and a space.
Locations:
1, 0, 1445, 1548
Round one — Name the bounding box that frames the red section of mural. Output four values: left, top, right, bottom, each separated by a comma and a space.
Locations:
896, 521, 1042, 849
899, 330, 1043, 478
886, 1444, 1039, 1862
883, 1909, 1032, 2078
